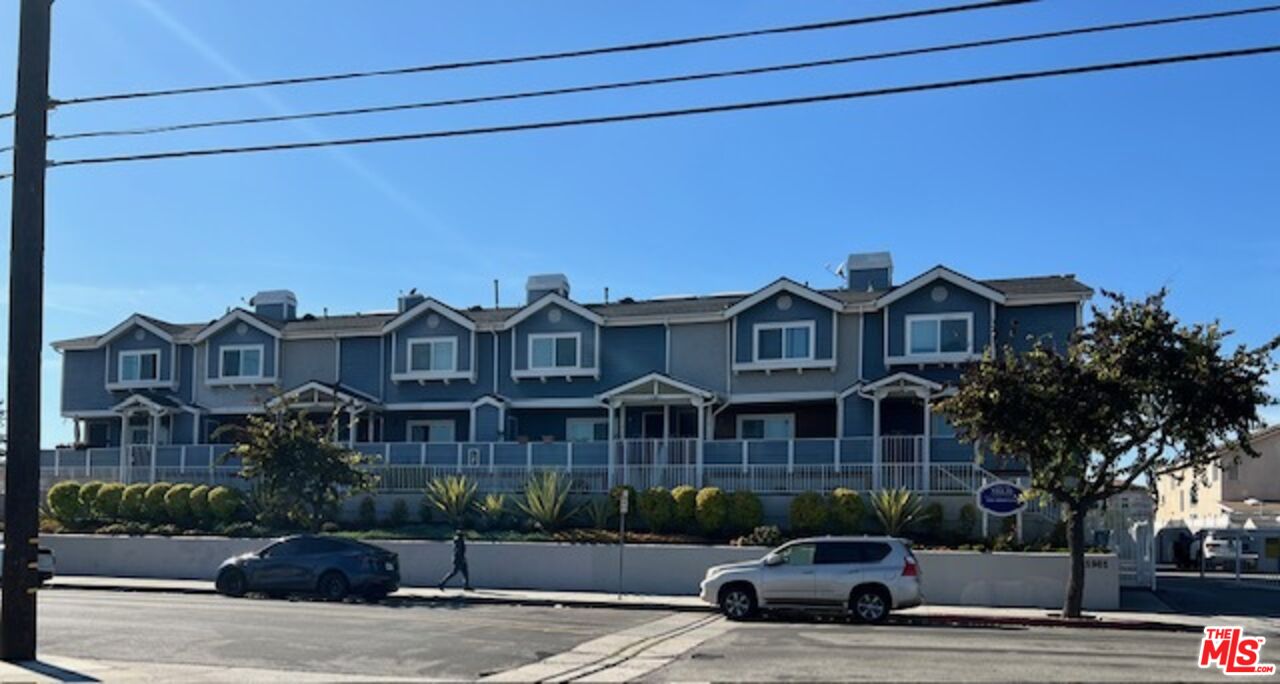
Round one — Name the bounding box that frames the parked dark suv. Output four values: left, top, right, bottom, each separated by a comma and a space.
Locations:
215, 535, 399, 602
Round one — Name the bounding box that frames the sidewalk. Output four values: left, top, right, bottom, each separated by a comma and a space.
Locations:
46, 575, 1218, 632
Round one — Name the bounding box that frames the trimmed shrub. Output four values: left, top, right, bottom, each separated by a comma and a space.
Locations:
358, 496, 378, 528
671, 485, 697, 532
188, 485, 211, 523
78, 480, 106, 517
637, 487, 675, 533
207, 486, 241, 522
476, 493, 508, 531
726, 491, 763, 536
120, 483, 149, 520
165, 483, 195, 522
829, 488, 865, 533
694, 487, 728, 535
732, 525, 784, 548
143, 482, 173, 522
94, 483, 125, 520
789, 492, 828, 535
47, 481, 84, 523
957, 503, 979, 540
387, 498, 410, 528
920, 501, 945, 539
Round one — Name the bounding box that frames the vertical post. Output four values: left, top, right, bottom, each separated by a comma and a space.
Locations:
149, 413, 159, 483
695, 403, 704, 489
566, 441, 574, 473
871, 395, 882, 490
179, 444, 186, 476
606, 404, 616, 488
488, 443, 495, 474
420, 442, 427, 467
119, 414, 128, 483
786, 439, 795, 475
3, 0, 52, 660
921, 395, 932, 494
526, 441, 533, 473
52, 449, 59, 477
617, 488, 628, 600
456, 442, 463, 473
740, 440, 748, 474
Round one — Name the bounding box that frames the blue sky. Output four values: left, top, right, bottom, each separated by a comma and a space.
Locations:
1, 0, 1277, 446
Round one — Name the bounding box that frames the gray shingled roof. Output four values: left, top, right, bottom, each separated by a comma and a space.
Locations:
54, 273, 1091, 346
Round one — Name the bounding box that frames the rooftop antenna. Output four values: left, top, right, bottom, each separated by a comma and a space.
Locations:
493, 279, 500, 309
604, 286, 610, 305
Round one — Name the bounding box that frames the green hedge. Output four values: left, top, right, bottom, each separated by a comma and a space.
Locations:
121, 483, 148, 519
95, 483, 125, 519
829, 488, 865, 534
695, 487, 728, 535
143, 483, 173, 522
726, 491, 763, 535
637, 487, 675, 532
48, 481, 84, 523
671, 485, 697, 532
188, 485, 211, 523
208, 486, 241, 522
165, 483, 195, 522
789, 491, 828, 535
78, 480, 106, 516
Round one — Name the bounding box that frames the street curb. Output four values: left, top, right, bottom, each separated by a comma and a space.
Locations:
47, 581, 1203, 631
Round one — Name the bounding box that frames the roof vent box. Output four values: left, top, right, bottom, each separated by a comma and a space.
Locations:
249, 290, 297, 321
843, 252, 893, 292
526, 274, 570, 304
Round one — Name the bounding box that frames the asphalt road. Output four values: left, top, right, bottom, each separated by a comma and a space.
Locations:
36, 589, 668, 680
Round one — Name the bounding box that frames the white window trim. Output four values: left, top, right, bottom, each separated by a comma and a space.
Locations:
394, 335, 470, 382
893, 312, 978, 364
515, 332, 595, 378
110, 348, 164, 388
210, 343, 270, 386
566, 417, 609, 442
736, 413, 796, 440
406, 419, 456, 443
741, 320, 823, 371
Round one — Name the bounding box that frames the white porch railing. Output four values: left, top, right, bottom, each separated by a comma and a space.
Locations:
37, 436, 1010, 496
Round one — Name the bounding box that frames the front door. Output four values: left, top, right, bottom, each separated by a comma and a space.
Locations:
759, 542, 817, 605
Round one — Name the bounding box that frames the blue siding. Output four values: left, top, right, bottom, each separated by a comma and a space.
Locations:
510, 408, 607, 442
886, 279, 994, 359
204, 325, 277, 379
339, 337, 382, 398
994, 302, 1078, 354
389, 311, 473, 374
733, 292, 834, 364
474, 404, 502, 441
861, 311, 885, 379
499, 325, 664, 398
106, 325, 174, 384
62, 349, 114, 411
512, 304, 597, 371
842, 394, 874, 437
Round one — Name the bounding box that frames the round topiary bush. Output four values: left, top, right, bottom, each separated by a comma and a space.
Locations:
188, 485, 211, 524
789, 491, 828, 535
78, 480, 106, 518
695, 487, 728, 536
165, 483, 195, 522
143, 482, 173, 522
829, 488, 866, 534
120, 483, 149, 520
671, 485, 697, 532
47, 481, 84, 523
94, 482, 125, 520
207, 486, 241, 522
637, 487, 675, 533
726, 490, 763, 535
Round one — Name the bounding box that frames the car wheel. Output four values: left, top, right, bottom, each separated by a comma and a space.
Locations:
719, 585, 757, 621
850, 586, 890, 624
215, 568, 247, 598
317, 571, 349, 602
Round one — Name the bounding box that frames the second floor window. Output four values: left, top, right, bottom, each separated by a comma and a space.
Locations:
220, 345, 263, 379
119, 350, 160, 382
530, 333, 579, 370
408, 337, 457, 373
907, 314, 972, 355
753, 321, 814, 362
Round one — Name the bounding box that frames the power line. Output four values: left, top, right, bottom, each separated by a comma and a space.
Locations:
47, 44, 1280, 171
51, 0, 1032, 106
49, 4, 1280, 144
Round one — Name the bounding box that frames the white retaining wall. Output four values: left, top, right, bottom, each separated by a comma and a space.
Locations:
42, 535, 1119, 610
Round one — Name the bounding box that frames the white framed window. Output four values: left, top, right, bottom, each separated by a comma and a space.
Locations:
119, 349, 160, 383
906, 313, 973, 356
407, 337, 457, 373
407, 420, 456, 443
567, 417, 608, 442
752, 321, 815, 362
737, 413, 795, 440
220, 344, 264, 379
529, 332, 581, 370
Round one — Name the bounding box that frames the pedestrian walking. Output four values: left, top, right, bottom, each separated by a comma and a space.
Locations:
438, 530, 471, 591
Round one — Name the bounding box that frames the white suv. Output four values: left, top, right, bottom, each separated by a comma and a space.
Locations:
699, 537, 922, 622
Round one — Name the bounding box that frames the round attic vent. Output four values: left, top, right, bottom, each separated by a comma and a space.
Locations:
427, 313, 440, 329
777, 295, 793, 311
133, 329, 146, 341
235, 322, 249, 335
548, 308, 563, 323
931, 285, 949, 303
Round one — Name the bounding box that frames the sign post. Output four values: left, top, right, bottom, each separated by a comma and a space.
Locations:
617, 488, 628, 600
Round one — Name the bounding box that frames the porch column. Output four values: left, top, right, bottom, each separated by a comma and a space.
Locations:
346, 408, 358, 448
72, 419, 81, 445
921, 394, 932, 494
119, 413, 128, 483
695, 401, 705, 489
149, 411, 159, 483
871, 395, 882, 490
606, 403, 616, 488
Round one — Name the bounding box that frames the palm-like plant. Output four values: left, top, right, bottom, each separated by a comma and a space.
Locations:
423, 475, 478, 528
581, 496, 613, 530
517, 471, 579, 532
870, 488, 931, 537
477, 492, 508, 530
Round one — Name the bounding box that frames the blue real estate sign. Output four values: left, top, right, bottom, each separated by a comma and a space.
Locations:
976, 481, 1026, 517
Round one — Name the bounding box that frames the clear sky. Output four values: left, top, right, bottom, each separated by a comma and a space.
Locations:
0, 1, 1277, 447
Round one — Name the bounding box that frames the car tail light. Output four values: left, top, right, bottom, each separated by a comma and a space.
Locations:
902, 557, 919, 577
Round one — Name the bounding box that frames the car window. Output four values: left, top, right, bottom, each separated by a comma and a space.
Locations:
261, 540, 301, 558
815, 542, 893, 565
292, 538, 351, 555
778, 543, 816, 566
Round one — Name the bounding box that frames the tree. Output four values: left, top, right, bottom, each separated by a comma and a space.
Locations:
219, 396, 376, 530
939, 290, 1277, 617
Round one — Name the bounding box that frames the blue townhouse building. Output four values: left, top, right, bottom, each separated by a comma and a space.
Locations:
47, 252, 1091, 501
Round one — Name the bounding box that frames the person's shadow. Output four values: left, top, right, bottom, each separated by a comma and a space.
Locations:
6, 660, 99, 682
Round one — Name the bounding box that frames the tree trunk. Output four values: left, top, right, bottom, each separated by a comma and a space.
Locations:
1063, 505, 1087, 618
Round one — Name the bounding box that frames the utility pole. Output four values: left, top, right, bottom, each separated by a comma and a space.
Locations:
3, 0, 52, 662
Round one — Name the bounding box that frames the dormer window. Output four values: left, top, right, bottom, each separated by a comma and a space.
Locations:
530, 333, 580, 370
753, 321, 814, 362
119, 350, 160, 383
408, 337, 457, 373
906, 313, 972, 356
220, 344, 264, 379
